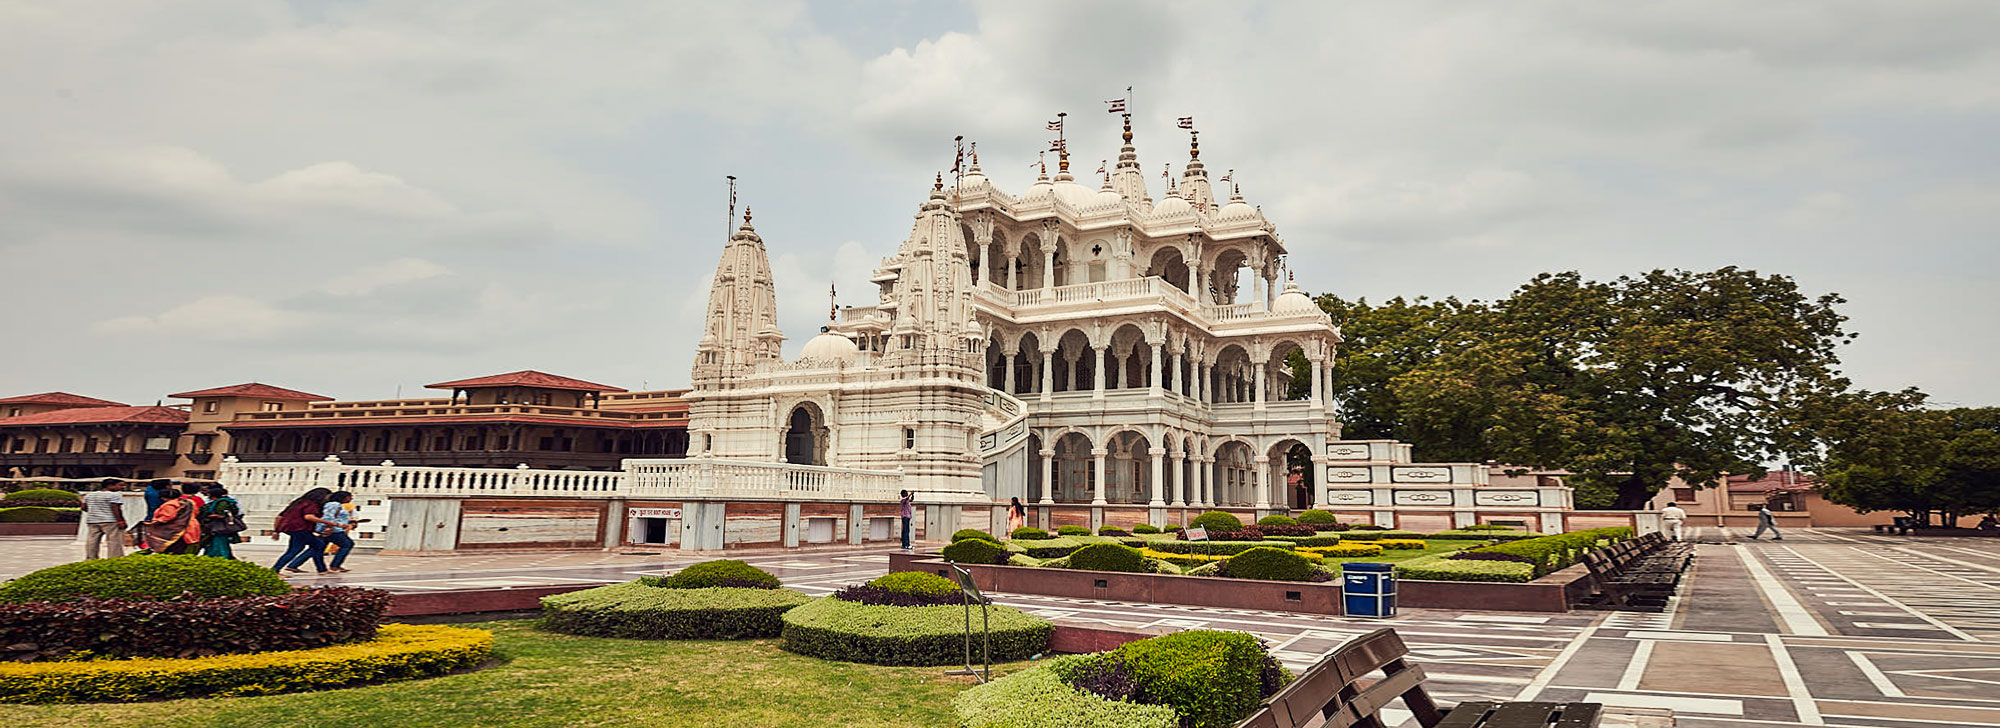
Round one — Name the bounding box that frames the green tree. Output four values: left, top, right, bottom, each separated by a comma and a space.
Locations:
1323, 268, 1854, 509
1810, 395, 2000, 524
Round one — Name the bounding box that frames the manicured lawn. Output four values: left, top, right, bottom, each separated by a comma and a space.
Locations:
0, 621, 1018, 728
1320, 539, 1478, 572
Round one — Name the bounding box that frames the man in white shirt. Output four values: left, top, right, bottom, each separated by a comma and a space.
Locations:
1660, 502, 1688, 541
80, 480, 129, 559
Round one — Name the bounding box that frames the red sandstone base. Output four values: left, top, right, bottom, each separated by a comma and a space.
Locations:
0, 523, 82, 536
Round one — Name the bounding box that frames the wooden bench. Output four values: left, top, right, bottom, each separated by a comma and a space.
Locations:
1236, 628, 1601, 728
1577, 536, 1692, 611
1872, 517, 1916, 536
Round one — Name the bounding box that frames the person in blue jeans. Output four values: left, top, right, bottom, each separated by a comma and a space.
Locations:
272, 487, 336, 574
317, 490, 362, 572
899, 489, 915, 551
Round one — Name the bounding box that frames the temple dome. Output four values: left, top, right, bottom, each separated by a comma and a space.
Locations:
1053, 179, 1097, 208
1272, 280, 1316, 314
1152, 193, 1192, 217
797, 328, 859, 365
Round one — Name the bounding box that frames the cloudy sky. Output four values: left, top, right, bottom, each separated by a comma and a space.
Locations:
3, 1, 1997, 408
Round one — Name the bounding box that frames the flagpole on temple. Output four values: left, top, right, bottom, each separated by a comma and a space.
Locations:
726, 175, 737, 239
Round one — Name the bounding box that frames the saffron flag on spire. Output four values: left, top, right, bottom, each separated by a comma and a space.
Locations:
1097, 160, 1108, 175
1105, 98, 1126, 113
1219, 169, 1233, 182
1048, 139, 1066, 153
1047, 119, 1063, 132
1176, 116, 1194, 129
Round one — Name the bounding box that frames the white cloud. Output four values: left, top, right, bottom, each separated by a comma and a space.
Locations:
92, 295, 308, 340
322, 258, 455, 296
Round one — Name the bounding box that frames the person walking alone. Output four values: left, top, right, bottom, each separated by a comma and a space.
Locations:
1660, 501, 1688, 542
899, 489, 915, 551
1007, 496, 1027, 533
317, 490, 362, 573
1748, 504, 1784, 541
80, 479, 128, 560
271, 488, 338, 574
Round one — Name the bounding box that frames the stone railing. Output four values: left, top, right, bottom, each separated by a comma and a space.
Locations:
978, 388, 1030, 455
217, 455, 923, 502
623, 459, 907, 501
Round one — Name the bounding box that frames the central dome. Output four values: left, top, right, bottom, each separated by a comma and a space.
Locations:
797, 329, 860, 365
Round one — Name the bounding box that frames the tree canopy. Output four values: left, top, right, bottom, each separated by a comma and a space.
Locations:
1319, 267, 1855, 509
1804, 390, 2000, 524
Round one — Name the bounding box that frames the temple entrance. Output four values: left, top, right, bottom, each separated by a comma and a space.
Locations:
782, 403, 826, 465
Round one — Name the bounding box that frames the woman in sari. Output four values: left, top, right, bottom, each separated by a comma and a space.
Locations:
1007, 497, 1027, 532
139, 483, 204, 554
199, 485, 246, 558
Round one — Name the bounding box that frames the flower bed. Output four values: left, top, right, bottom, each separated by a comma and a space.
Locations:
955, 629, 1287, 728
539, 581, 810, 639
1393, 527, 1631, 581
0, 624, 492, 704
778, 597, 1050, 666
1, 587, 389, 661
1300, 543, 1384, 558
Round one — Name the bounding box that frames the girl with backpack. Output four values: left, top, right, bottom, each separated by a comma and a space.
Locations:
199, 485, 247, 559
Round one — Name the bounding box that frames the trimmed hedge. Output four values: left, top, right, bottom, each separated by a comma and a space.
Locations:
655, 559, 780, 590
1011, 527, 1055, 540
1300, 543, 1384, 558
952, 529, 998, 543
954, 656, 1178, 728
1337, 530, 1427, 541
1068, 543, 1147, 573
1467, 527, 1631, 576
0, 587, 388, 662
1188, 511, 1242, 533
1164, 524, 1183, 532
1394, 555, 1535, 583
1146, 540, 1293, 555
1263, 535, 1341, 548
1139, 548, 1229, 568
1063, 629, 1287, 728
1295, 509, 1337, 525
1217, 547, 1321, 582
779, 597, 1050, 666
1460, 524, 1515, 531
1428, 529, 1545, 541
0, 555, 288, 603
0, 623, 492, 703
1098, 526, 1131, 536
3, 489, 77, 503
0, 507, 61, 523
866, 572, 958, 597
1376, 539, 1428, 550
1004, 535, 1123, 559
941, 538, 1013, 565
1131, 524, 1161, 534
1257, 515, 1299, 527
1056, 525, 1092, 536
539, 582, 810, 639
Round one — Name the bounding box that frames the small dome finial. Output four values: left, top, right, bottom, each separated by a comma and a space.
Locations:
934, 172, 943, 191
1122, 112, 1133, 144
743, 207, 753, 223
1190, 130, 1200, 160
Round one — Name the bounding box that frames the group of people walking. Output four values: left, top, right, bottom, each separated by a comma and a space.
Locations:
75, 480, 363, 575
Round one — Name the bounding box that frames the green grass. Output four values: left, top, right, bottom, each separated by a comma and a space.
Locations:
0, 620, 1021, 728
1319, 540, 1476, 572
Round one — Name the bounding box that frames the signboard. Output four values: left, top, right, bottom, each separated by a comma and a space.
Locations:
1186, 526, 1209, 541
629, 507, 683, 519
948, 564, 984, 603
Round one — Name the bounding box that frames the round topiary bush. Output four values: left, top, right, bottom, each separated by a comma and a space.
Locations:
834, 571, 967, 607
941, 537, 1013, 565
3, 489, 77, 503
1164, 524, 1184, 532
952, 529, 998, 543
1295, 509, 1337, 525
0, 555, 289, 603
1056, 524, 1092, 536
1011, 527, 1055, 540
1098, 526, 1131, 536
1189, 511, 1243, 533
1218, 547, 1320, 582
780, 597, 1051, 666
656, 559, 780, 590
1257, 515, 1299, 527
539, 581, 809, 639
1131, 524, 1161, 534
0, 507, 60, 523
1067, 543, 1147, 573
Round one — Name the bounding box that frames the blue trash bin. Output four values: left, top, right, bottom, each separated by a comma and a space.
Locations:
1342, 562, 1396, 618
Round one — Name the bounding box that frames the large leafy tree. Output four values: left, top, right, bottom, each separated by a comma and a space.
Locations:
1809, 394, 2000, 524
1321, 268, 1854, 509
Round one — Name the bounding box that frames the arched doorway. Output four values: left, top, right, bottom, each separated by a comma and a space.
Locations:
782, 403, 827, 465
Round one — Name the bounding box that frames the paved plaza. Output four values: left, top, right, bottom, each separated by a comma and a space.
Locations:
7, 528, 1998, 727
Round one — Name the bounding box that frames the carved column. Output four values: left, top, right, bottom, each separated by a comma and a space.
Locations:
1091, 447, 1108, 505
1148, 341, 1163, 394
1167, 345, 1182, 396
1309, 355, 1325, 409
1312, 455, 1330, 510
1171, 449, 1187, 507
1039, 345, 1055, 403
1092, 345, 1106, 400
1253, 454, 1271, 509
1148, 447, 1166, 507
1040, 223, 1058, 291
1003, 346, 1017, 395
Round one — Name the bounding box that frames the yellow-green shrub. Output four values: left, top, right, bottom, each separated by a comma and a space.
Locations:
0, 624, 492, 703
1376, 539, 1428, 550
1300, 543, 1383, 558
